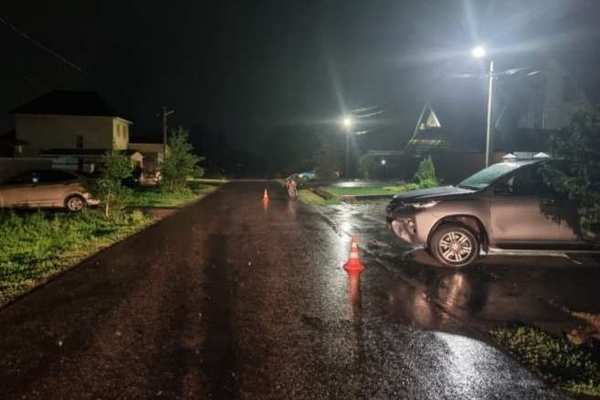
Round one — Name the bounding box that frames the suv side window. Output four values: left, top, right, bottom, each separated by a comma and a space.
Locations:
506, 166, 552, 196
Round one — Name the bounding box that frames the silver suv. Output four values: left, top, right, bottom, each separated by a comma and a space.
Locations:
386, 158, 598, 267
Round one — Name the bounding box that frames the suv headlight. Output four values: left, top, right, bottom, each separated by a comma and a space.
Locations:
407, 200, 439, 209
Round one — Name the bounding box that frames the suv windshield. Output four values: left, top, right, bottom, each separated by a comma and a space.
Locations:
458, 162, 528, 190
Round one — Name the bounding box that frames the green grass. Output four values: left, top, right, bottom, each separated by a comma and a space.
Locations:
126, 181, 221, 208
297, 182, 425, 205
0, 209, 151, 306
0, 180, 226, 306
319, 178, 440, 198
297, 189, 340, 206
323, 183, 419, 197
491, 326, 600, 397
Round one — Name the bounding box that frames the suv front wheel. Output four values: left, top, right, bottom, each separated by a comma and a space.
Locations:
430, 224, 479, 267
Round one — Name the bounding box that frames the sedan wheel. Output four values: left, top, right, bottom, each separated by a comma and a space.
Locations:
66, 195, 85, 212
430, 224, 479, 267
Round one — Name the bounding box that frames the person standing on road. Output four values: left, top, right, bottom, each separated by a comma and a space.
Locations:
287, 177, 297, 199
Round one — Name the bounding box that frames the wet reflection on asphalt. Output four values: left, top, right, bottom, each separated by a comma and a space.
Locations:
321, 200, 600, 335
0, 183, 590, 399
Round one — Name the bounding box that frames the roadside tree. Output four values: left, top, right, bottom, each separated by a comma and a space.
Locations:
543, 106, 600, 237
161, 127, 204, 192
414, 155, 438, 188
91, 151, 133, 219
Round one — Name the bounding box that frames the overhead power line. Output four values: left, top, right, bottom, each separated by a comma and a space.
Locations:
0, 15, 82, 72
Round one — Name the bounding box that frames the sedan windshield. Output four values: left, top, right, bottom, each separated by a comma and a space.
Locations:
458, 162, 526, 190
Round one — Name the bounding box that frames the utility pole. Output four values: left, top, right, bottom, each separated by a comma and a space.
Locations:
159, 106, 175, 161
484, 60, 494, 167
345, 133, 350, 178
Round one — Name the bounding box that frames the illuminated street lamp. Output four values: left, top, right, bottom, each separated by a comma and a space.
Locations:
339, 115, 354, 177
471, 45, 486, 59
472, 45, 495, 167
341, 115, 354, 131
381, 159, 387, 179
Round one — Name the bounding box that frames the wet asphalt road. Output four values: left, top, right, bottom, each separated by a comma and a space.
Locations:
1, 181, 596, 399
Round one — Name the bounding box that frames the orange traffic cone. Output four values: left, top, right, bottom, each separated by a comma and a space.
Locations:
263, 189, 269, 201
344, 235, 364, 272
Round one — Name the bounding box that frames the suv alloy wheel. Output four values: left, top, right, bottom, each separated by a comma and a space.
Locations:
430, 224, 479, 267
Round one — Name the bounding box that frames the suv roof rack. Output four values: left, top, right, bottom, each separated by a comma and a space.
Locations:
502, 152, 551, 161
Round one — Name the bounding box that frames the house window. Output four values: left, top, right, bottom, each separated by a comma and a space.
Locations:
76, 135, 84, 149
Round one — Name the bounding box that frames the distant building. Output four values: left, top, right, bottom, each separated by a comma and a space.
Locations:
405, 103, 448, 154
12, 90, 132, 158
406, 58, 590, 156
495, 58, 589, 152
129, 135, 166, 173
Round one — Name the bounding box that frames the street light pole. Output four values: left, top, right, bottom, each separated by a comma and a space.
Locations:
485, 60, 494, 167
472, 45, 495, 167
159, 106, 175, 161
340, 115, 354, 178
345, 133, 350, 178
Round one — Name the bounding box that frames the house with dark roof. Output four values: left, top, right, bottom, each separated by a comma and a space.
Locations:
12, 91, 133, 158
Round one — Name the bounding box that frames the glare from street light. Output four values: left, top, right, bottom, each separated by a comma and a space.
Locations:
340, 115, 353, 130
381, 159, 386, 166
471, 45, 486, 59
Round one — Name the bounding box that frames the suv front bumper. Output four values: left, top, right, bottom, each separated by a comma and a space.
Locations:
386, 208, 434, 247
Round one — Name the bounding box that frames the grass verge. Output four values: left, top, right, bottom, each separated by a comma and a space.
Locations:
0, 180, 226, 306
126, 180, 223, 208
322, 183, 416, 197
0, 209, 152, 306
491, 326, 600, 397
297, 189, 340, 206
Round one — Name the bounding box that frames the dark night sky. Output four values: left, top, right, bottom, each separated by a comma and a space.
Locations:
2, 0, 600, 155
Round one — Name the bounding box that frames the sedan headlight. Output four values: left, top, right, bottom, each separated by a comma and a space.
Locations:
407, 200, 439, 209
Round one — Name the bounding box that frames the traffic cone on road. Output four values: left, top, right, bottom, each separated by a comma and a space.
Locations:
344, 235, 364, 272
263, 188, 269, 201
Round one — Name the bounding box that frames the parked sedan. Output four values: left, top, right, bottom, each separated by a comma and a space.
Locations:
0, 170, 99, 212
386, 157, 599, 267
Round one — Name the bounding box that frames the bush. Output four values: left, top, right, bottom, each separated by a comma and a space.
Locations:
414, 156, 438, 185
417, 178, 438, 188
88, 151, 133, 219
161, 127, 204, 193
